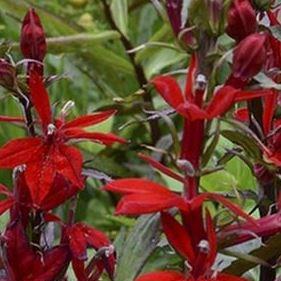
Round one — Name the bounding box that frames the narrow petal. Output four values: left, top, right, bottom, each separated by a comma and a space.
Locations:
103, 178, 173, 195
62, 110, 116, 129
25, 146, 56, 204
217, 273, 249, 281
29, 71, 52, 130
152, 76, 184, 109
233, 108, 249, 122
139, 153, 185, 183
0, 137, 42, 168
135, 271, 185, 281
115, 193, 186, 215
206, 86, 237, 118
56, 144, 83, 188
234, 89, 273, 102
161, 212, 195, 262
263, 90, 277, 135
195, 193, 256, 224
184, 53, 198, 101
176, 102, 208, 120
63, 128, 126, 145
205, 210, 217, 267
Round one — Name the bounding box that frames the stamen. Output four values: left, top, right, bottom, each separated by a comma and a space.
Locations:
47, 124, 56, 135
195, 74, 207, 91
198, 240, 210, 254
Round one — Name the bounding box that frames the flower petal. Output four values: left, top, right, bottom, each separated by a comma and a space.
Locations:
161, 212, 195, 262
115, 193, 186, 215
152, 76, 184, 109
0, 138, 42, 168
29, 71, 52, 130
62, 110, 116, 129
135, 271, 185, 281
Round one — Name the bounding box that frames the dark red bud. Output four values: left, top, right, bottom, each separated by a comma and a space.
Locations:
166, 0, 183, 35
232, 33, 267, 81
0, 59, 16, 90
20, 8, 47, 62
226, 0, 257, 42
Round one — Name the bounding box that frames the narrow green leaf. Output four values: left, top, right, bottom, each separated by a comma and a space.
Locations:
111, 0, 128, 37
115, 214, 161, 281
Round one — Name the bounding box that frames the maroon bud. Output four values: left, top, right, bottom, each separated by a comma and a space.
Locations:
232, 33, 267, 81
0, 59, 16, 90
226, 0, 257, 42
166, 0, 183, 35
20, 8, 46, 75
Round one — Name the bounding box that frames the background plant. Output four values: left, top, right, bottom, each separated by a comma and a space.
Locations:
0, 1, 280, 281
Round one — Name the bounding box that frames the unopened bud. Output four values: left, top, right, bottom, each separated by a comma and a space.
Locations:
232, 33, 267, 81
226, 0, 257, 42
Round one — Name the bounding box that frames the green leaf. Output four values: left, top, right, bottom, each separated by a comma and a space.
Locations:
111, 0, 128, 37
200, 169, 238, 192
115, 214, 161, 281
221, 130, 262, 161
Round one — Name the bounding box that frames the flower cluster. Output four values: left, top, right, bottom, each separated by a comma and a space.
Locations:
0, 8, 125, 281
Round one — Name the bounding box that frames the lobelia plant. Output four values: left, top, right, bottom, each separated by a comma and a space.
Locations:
0, 1, 281, 281
0, 8, 125, 281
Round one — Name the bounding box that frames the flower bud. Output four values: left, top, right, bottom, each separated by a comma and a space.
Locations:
226, 0, 257, 42
166, 0, 183, 35
20, 8, 46, 61
20, 8, 46, 75
0, 59, 16, 90
232, 33, 267, 81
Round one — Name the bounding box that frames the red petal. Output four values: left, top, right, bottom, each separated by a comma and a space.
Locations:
196, 193, 256, 224
263, 90, 277, 135
64, 128, 126, 145
234, 89, 273, 102
217, 273, 249, 281
0, 137, 42, 168
135, 271, 185, 281
72, 258, 88, 281
139, 153, 185, 183
25, 146, 56, 204
205, 210, 217, 267
62, 110, 116, 129
206, 86, 237, 118
115, 193, 186, 215
161, 212, 195, 262
103, 178, 173, 195
152, 76, 184, 109
176, 102, 208, 120
56, 144, 83, 188
29, 71, 52, 130
67, 225, 88, 260
184, 54, 198, 101
233, 108, 249, 122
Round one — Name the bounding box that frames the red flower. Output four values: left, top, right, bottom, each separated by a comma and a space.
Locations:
20, 8, 47, 74
65, 223, 115, 281
152, 54, 271, 122
226, 0, 257, 42
103, 178, 255, 223
134, 212, 248, 281
0, 72, 126, 206
3, 222, 70, 281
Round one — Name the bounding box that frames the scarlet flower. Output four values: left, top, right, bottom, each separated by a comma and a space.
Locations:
152, 54, 271, 122
226, 0, 257, 42
3, 222, 70, 281
65, 223, 115, 281
134, 212, 248, 281
0, 72, 126, 206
